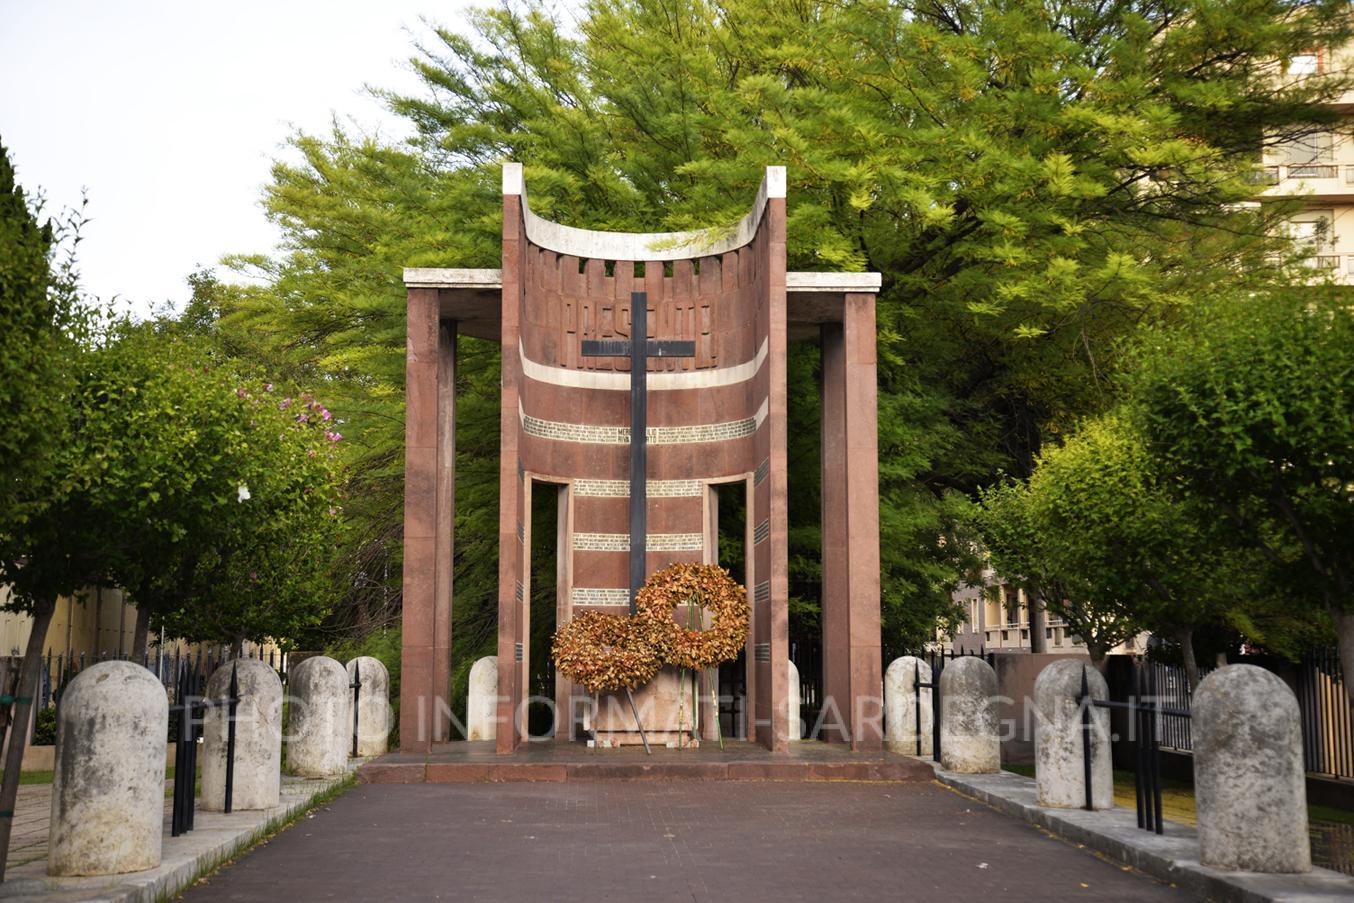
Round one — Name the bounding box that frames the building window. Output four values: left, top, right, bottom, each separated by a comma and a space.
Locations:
1277, 132, 1338, 179
1287, 209, 1335, 249
1290, 52, 1320, 75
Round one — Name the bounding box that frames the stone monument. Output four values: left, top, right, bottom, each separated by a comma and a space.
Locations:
1033, 659, 1111, 810
1193, 664, 1311, 873
467, 655, 498, 741
884, 655, 933, 756
401, 164, 884, 754
202, 658, 283, 811
287, 655, 349, 776
48, 660, 167, 876
939, 656, 1000, 774
347, 656, 391, 757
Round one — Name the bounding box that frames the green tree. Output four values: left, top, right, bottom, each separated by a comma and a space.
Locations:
213, 0, 1353, 661
993, 414, 1299, 683
973, 477, 1141, 665
98, 328, 345, 652
0, 139, 81, 533
1123, 283, 1354, 697
0, 324, 342, 872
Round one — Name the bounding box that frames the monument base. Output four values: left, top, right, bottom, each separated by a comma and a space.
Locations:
589, 667, 706, 747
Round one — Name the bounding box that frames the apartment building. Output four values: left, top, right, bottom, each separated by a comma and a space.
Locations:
936, 568, 1146, 656
0, 585, 281, 663
1261, 47, 1354, 276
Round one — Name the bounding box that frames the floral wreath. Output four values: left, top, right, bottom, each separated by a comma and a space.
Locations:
635, 563, 748, 671
551, 610, 664, 694
552, 564, 749, 692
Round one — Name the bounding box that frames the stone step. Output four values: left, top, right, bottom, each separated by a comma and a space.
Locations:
357, 756, 934, 784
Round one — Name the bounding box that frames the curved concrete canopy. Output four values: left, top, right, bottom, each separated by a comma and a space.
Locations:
502, 162, 786, 261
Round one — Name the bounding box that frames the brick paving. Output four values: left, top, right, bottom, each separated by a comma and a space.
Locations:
178, 781, 1181, 901
3, 784, 177, 873
4, 785, 61, 872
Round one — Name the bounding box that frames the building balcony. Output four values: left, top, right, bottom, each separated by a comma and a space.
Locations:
1261, 163, 1354, 200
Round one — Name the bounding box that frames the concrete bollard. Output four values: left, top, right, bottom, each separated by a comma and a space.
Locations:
885, 656, 933, 756
939, 656, 1000, 773
201, 659, 283, 812
48, 660, 168, 876
287, 656, 349, 776
1034, 659, 1112, 809
346, 656, 391, 757
467, 655, 498, 742
1194, 665, 1311, 873
788, 659, 801, 741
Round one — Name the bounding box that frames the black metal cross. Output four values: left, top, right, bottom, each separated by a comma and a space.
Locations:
581, 291, 695, 614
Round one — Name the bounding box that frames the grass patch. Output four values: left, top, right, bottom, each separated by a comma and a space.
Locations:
1003, 763, 1351, 827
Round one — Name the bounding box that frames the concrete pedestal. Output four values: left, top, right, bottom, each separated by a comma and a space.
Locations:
347, 656, 391, 757
1194, 664, 1310, 873
593, 667, 699, 748
287, 656, 349, 776
202, 659, 283, 811
1033, 659, 1111, 809
885, 656, 933, 756
939, 656, 1000, 774
48, 661, 168, 876
467, 655, 498, 742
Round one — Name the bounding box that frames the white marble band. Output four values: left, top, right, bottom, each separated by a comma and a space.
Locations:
519, 339, 768, 391
519, 399, 769, 445
570, 588, 631, 607
573, 532, 704, 552
573, 479, 703, 498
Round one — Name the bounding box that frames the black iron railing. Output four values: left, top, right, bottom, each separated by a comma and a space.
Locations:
1080, 663, 1189, 834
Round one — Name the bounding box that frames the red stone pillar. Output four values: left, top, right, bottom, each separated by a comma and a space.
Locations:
819, 292, 883, 750
764, 185, 791, 754
433, 321, 456, 741
496, 166, 526, 754
401, 287, 439, 753
820, 320, 848, 745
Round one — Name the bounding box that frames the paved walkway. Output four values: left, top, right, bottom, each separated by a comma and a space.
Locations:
3, 785, 69, 872
1, 773, 352, 902
178, 782, 1181, 901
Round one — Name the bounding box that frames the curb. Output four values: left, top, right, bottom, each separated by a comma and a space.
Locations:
930, 764, 1354, 902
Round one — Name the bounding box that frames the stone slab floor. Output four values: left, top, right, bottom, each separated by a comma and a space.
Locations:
178, 781, 1181, 901
3, 786, 70, 872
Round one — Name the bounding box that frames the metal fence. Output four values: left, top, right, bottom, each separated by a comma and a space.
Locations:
1146, 650, 1354, 782
1297, 648, 1354, 781
1145, 659, 1203, 752
30, 646, 288, 718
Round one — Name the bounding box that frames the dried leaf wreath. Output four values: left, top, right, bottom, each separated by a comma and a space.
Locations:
552, 563, 749, 693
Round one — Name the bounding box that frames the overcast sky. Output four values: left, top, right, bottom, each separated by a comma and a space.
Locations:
1, 0, 475, 317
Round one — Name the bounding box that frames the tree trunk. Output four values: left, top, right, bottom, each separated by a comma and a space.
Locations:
131, 604, 151, 662
1086, 640, 1108, 673
1027, 589, 1047, 654
1332, 608, 1354, 709
0, 597, 56, 880
1177, 627, 1200, 692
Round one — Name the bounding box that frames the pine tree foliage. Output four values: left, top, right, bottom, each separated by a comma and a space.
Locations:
209, 0, 1352, 662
